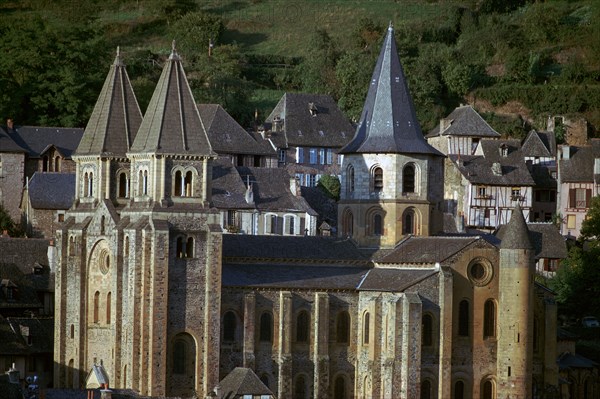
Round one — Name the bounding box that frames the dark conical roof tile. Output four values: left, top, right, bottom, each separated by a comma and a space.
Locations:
500, 203, 533, 250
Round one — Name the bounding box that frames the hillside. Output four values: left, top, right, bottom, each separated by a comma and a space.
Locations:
0, 0, 599, 139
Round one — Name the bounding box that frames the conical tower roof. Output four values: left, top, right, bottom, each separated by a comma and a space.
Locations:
130, 42, 215, 157
340, 24, 441, 156
76, 48, 142, 157
500, 203, 533, 250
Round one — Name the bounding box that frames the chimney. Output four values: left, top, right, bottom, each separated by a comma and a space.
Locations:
257, 125, 266, 139
290, 177, 301, 196
245, 176, 254, 205
6, 118, 14, 131
273, 116, 282, 132
7, 363, 19, 384
562, 145, 570, 160
491, 162, 502, 176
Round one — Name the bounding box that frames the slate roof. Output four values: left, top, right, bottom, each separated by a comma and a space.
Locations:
558, 140, 600, 183
265, 93, 354, 149
558, 352, 598, 370
27, 172, 75, 209
223, 235, 369, 262
211, 158, 255, 210
76, 48, 142, 157
0, 127, 26, 153
426, 105, 500, 138
500, 204, 532, 250
530, 163, 557, 188
495, 222, 567, 260
215, 367, 274, 398
3, 126, 83, 159
222, 263, 369, 290
521, 130, 556, 158
130, 45, 215, 157
236, 166, 317, 214
5, 316, 54, 354
378, 236, 483, 264
357, 268, 438, 291
199, 104, 276, 156
340, 25, 441, 156
449, 139, 535, 186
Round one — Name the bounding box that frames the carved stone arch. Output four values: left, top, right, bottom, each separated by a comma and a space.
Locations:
402, 161, 420, 194
116, 168, 130, 198
481, 375, 496, 399
341, 207, 354, 237
369, 164, 384, 193
402, 206, 421, 235
366, 207, 385, 236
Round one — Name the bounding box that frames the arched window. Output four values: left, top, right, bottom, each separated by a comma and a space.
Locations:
185, 171, 193, 196
123, 365, 127, 388
89, 172, 94, 197
287, 215, 296, 235
334, 376, 347, 399
118, 172, 129, 198
260, 312, 273, 342
342, 209, 353, 237
84, 172, 89, 197
106, 292, 111, 324
454, 380, 464, 399
173, 339, 186, 374
482, 379, 494, 399
373, 213, 383, 236
143, 170, 148, 195
347, 165, 355, 194
223, 311, 236, 342
70, 324, 74, 339
422, 314, 433, 347
458, 300, 469, 337
54, 157, 60, 172
138, 170, 143, 195
186, 237, 194, 258
336, 311, 350, 344
124, 236, 129, 257
69, 236, 75, 256
403, 210, 415, 235
176, 237, 184, 258
373, 167, 383, 192
421, 379, 431, 399
67, 359, 74, 388
363, 312, 370, 344
174, 170, 183, 197
483, 300, 496, 338
93, 291, 100, 323
403, 164, 415, 193
294, 375, 307, 399
296, 311, 309, 343
43, 156, 49, 172
101, 215, 105, 235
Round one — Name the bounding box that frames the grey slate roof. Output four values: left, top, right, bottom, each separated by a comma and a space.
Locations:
236, 166, 317, 215
378, 236, 482, 264
499, 204, 532, 250
211, 158, 255, 210
215, 367, 274, 398
530, 163, 557, 188
558, 352, 598, 370
76, 49, 142, 157
495, 222, 567, 260
340, 25, 441, 156
426, 105, 500, 138
521, 130, 556, 158
223, 235, 369, 262
558, 140, 600, 183
357, 268, 438, 291
199, 104, 276, 156
27, 172, 75, 209
449, 139, 535, 186
4, 126, 83, 158
130, 46, 215, 157
0, 127, 26, 153
265, 93, 354, 149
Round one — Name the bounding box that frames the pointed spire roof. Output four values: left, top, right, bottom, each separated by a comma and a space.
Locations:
76, 47, 142, 157
500, 203, 533, 250
129, 42, 215, 157
340, 23, 441, 156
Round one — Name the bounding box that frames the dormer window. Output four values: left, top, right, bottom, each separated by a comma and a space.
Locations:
2, 279, 17, 301
500, 144, 508, 157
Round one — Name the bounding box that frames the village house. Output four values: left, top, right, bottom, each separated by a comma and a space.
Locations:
264, 93, 354, 187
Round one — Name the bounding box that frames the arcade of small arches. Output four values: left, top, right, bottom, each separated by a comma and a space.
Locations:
340, 206, 421, 237
344, 161, 420, 196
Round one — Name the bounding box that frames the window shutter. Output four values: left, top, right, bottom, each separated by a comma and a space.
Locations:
586, 189, 592, 208
265, 215, 272, 234
300, 217, 306, 234
277, 216, 284, 235
569, 189, 576, 208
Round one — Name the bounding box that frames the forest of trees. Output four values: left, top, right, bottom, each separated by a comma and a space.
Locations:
0, 0, 599, 135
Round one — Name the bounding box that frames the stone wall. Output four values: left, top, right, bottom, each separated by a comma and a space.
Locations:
0, 152, 25, 222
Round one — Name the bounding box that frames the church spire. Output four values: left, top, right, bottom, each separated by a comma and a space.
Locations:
130, 44, 215, 157
340, 24, 440, 155
76, 47, 142, 157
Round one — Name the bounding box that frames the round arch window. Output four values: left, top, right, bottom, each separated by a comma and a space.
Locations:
468, 258, 493, 286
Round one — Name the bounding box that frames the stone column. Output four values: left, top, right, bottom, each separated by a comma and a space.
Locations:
243, 293, 256, 369
278, 291, 293, 399
380, 295, 399, 399
313, 293, 329, 399
400, 293, 422, 399
438, 268, 453, 398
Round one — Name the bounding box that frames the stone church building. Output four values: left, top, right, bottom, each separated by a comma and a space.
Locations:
54, 29, 558, 398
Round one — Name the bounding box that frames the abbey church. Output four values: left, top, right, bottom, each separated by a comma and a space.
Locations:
54, 27, 558, 398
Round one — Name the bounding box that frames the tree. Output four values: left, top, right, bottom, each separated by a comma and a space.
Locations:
317, 175, 341, 201
298, 29, 339, 94
336, 50, 374, 122
0, 205, 23, 237
580, 196, 600, 241
169, 11, 224, 61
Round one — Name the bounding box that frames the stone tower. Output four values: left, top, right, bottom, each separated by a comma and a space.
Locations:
54, 43, 222, 398
337, 24, 444, 248
497, 203, 534, 397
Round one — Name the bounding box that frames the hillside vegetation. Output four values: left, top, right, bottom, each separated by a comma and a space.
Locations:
0, 0, 599, 138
